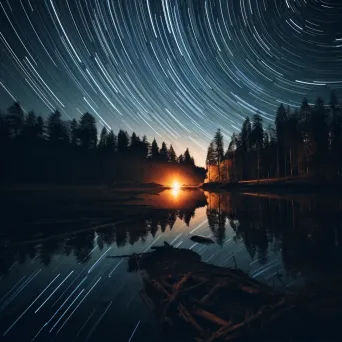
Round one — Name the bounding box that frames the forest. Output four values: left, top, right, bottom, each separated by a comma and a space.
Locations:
206, 93, 342, 182
0, 102, 205, 185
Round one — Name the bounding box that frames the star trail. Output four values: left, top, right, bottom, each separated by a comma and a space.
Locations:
1, 0, 342, 165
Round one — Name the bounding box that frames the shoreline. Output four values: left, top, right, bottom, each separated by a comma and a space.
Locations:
201, 177, 342, 193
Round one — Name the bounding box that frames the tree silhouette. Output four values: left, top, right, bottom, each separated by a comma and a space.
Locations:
130, 132, 140, 155
70, 118, 79, 146
106, 130, 117, 153
47, 110, 68, 144
7, 102, 24, 137
251, 113, 263, 180
213, 129, 224, 180
36, 115, 45, 137
98, 126, 108, 150
117, 130, 129, 153
206, 94, 342, 183
183, 148, 194, 166
159, 142, 168, 162
22, 111, 37, 139
168, 144, 177, 163
151, 138, 160, 160
78, 112, 97, 149
0, 101, 206, 185
206, 141, 216, 178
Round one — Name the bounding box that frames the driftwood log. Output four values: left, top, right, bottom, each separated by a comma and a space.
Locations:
119, 242, 342, 342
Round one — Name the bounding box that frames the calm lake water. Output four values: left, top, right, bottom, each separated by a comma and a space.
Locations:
1, 189, 342, 341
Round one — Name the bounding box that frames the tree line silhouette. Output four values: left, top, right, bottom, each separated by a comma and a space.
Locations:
0, 102, 205, 184
206, 93, 342, 181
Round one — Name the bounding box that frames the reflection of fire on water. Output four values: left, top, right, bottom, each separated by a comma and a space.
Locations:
171, 181, 181, 198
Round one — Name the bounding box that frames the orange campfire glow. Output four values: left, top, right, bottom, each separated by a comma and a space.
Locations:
172, 181, 181, 190
171, 181, 181, 197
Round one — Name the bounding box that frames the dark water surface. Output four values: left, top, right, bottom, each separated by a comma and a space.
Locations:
1, 189, 342, 341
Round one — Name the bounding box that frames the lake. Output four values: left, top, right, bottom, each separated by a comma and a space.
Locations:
1, 189, 342, 341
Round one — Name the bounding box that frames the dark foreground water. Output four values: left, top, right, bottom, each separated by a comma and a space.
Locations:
1, 189, 342, 341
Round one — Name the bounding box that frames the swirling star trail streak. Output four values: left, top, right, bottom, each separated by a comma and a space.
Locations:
1, 0, 342, 165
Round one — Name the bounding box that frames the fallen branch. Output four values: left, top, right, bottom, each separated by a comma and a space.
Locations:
178, 303, 204, 333
107, 252, 150, 258
200, 284, 220, 304
192, 306, 232, 327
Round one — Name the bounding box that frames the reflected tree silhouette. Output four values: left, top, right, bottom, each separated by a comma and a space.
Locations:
1, 194, 342, 286
205, 191, 342, 276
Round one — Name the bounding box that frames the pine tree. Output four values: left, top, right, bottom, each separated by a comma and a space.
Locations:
299, 99, 311, 175
117, 130, 129, 153
183, 148, 193, 165
78, 112, 97, 149
7, 102, 24, 137
140, 135, 149, 158
151, 138, 160, 160
251, 112, 264, 180
22, 111, 37, 138
47, 110, 68, 143
168, 144, 177, 163
130, 132, 140, 155
206, 141, 215, 182
70, 119, 79, 146
240, 117, 252, 152
213, 129, 224, 180
159, 142, 168, 162
35, 116, 45, 138
106, 130, 117, 153
98, 126, 108, 149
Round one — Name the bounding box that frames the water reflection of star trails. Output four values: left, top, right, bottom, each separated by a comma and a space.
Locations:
51, 289, 85, 333
79, 245, 98, 264
93, 264, 109, 279
127, 320, 140, 342
55, 288, 91, 335
31, 255, 39, 263
88, 246, 111, 273
224, 237, 235, 244
72, 308, 96, 342
143, 235, 162, 252
265, 269, 284, 281
0, 275, 26, 304
51, 258, 65, 273
8, 261, 18, 271
189, 219, 207, 234
31, 278, 102, 342
251, 261, 281, 278
61, 277, 102, 331
47, 276, 88, 331
175, 240, 183, 248
85, 300, 112, 341
3, 273, 60, 337
108, 259, 123, 278
0, 269, 41, 312
170, 233, 183, 245
35, 270, 74, 313
197, 245, 207, 254
249, 259, 260, 267
189, 243, 197, 250
205, 252, 219, 263
52, 268, 86, 306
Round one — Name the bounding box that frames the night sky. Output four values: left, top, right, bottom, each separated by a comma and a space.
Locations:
0, 0, 342, 166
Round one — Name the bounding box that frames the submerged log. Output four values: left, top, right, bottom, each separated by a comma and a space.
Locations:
190, 235, 215, 244
118, 242, 342, 342
192, 306, 232, 327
